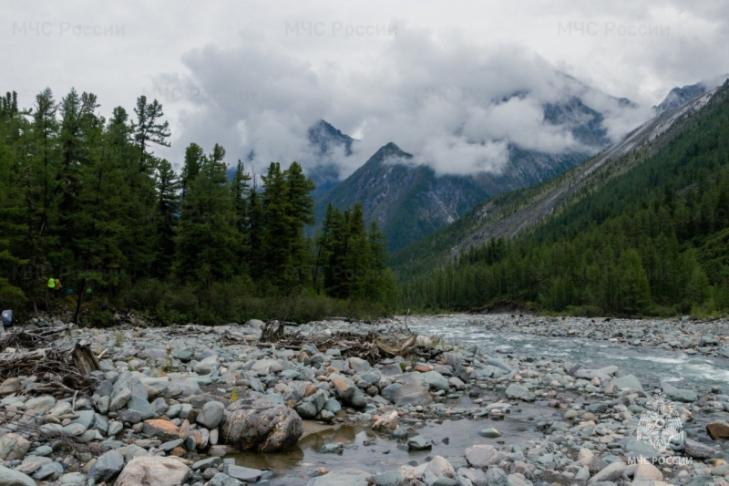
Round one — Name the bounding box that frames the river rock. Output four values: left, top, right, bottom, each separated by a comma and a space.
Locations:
115, 456, 190, 486
24, 395, 56, 414
0, 433, 30, 461
420, 371, 449, 392
707, 421, 729, 440
662, 382, 697, 402
684, 439, 715, 459
142, 419, 180, 440
407, 435, 432, 451
505, 383, 535, 402
197, 400, 225, 429
574, 366, 618, 382
32, 462, 63, 481
88, 449, 124, 484
0, 465, 36, 486
634, 462, 663, 480
223, 464, 263, 482
221, 402, 302, 452
609, 374, 643, 393
306, 468, 371, 486
465, 444, 503, 467
589, 460, 626, 483
381, 382, 432, 406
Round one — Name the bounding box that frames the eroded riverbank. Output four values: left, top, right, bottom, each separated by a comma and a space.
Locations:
1, 314, 729, 485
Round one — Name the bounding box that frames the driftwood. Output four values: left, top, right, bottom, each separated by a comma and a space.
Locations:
0, 324, 72, 351
0, 340, 99, 396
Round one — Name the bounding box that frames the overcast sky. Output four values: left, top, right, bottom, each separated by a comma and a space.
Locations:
3, 0, 728, 175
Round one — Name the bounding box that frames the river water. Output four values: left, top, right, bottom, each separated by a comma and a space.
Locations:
234, 314, 729, 484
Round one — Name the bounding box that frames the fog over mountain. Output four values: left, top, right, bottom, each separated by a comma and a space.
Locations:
167, 30, 651, 178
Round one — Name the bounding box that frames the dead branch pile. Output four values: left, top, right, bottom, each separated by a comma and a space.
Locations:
261, 327, 422, 364
0, 334, 99, 396
0, 324, 72, 351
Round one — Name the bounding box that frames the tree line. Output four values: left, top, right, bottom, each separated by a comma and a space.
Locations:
0, 89, 395, 324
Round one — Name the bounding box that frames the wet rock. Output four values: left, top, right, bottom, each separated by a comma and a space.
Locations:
574, 366, 618, 382
115, 456, 190, 486
479, 427, 501, 438
88, 449, 124, 484
423, 456, 456, 484
191, 457, 222, 470
407, 435, 432, 451
320, 443, 344, 454
221, 402, 302, 452
505, 383, 535, 402
0, 465, 36, 486
662, 382, 697, 402
330, 373, 367, 408
306, 468, 371, 486
0, 432, 30, 461
224, 464, 264, 482
197, 400, 225, 429
58, 472, 85, 485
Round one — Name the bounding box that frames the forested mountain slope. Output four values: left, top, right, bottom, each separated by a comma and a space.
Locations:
402, 81, 729, 315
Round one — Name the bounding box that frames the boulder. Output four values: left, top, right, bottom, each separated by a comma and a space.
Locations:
221, 401, 302, 452
115, 456, 190, 486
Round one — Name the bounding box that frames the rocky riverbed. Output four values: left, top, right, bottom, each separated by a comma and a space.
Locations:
1, 314, 729, 485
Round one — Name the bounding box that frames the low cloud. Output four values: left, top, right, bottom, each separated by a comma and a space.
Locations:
165, 28, 649, 177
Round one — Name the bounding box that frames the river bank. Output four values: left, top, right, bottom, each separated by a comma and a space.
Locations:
1, 314, 729, 485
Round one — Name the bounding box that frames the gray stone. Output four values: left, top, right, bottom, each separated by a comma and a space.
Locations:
88, 449, 124, 484
420, 371, 450, 392
194, 355, 219, 375
159, 438, 184, 452
407, 435, 432, 451
320, 442, 344, 454
223, 464, 263, 482
372, 470, 403, 486
24, 395, 56, 414
58, 472, 86, 485
505, 383, 535, 402
115, 456, 190, 486
609, 374, 643, 393
381, 382, 432, 406
197, 400, 225, 429
32, 462, 63, 481
479, 427, 501, 438
251, 358, 283, 375
16, 457, 52, 475
663, 382, 698, 402
684, 439, 715, 459
0, 465, 36, 486
589, 460, 626, 483
0, 432, 30, 461
306, 468, 371, 486
465, 444, 503, 467
221, 401, 303, 452
208, 473, 243, 486
191, 456, 222, 470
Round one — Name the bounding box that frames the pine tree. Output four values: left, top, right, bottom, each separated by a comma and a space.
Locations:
154, 159, 180, 278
